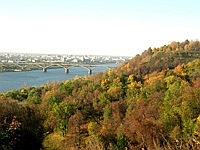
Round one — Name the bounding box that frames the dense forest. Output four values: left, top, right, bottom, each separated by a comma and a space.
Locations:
1, 40, 200, 150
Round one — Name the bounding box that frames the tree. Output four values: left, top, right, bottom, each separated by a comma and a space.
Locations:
52, 101, 75, 136
0, 100, 46, 150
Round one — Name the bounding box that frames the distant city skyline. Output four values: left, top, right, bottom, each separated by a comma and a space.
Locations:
0, 0, 200, 56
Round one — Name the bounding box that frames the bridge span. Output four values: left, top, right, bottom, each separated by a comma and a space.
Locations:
0, 62, 115, 75
42, 64, 113, 75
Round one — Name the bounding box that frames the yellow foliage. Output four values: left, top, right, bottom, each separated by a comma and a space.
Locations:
144, 72, 164, 86
128, 74, 136, 83
88, 121, 100, 135
107, 86, 123, 100
197, 115, 200, 122
101, 79, 109, 89
107, 69, 113, 77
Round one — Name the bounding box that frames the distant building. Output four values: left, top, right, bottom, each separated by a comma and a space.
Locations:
61, 57, 66, 62
1, 60, 8, 63
72, 58, 79, 63
83, 56, 91, 63
8, 60, 14, 63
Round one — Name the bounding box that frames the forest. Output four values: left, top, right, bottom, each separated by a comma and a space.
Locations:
1, 39, 200, 150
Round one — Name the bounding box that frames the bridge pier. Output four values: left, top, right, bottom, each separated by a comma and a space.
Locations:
88, 69, 92, 75
65, 68, 69, 74
43, 67, 47, 72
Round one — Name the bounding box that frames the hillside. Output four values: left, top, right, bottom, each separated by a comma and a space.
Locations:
115, 39, 200, 78
0, 40, 200, 150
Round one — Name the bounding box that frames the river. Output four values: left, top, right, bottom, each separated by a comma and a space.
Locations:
0, 63, 119, 92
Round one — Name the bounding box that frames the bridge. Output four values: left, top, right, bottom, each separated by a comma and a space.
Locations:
0, 62, 115, 75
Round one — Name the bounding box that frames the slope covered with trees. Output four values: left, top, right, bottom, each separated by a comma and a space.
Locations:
115, 39, 200, 79
0, 40, 200, 150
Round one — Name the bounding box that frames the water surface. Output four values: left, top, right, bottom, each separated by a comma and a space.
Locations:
0, 63, 118, 92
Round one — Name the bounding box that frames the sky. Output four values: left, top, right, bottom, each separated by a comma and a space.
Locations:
0, 0, 200, 56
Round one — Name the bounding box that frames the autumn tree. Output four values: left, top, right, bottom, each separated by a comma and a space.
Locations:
0, 100, 46, 150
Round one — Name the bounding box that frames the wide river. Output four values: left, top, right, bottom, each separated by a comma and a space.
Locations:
0, 63, 119, 92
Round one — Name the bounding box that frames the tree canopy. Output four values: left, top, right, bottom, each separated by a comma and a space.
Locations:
1, 39, 200, 149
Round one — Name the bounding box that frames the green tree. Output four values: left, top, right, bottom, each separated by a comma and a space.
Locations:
53, 101, 75, 136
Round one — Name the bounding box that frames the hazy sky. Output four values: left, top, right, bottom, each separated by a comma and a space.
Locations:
0, 0, 200, 56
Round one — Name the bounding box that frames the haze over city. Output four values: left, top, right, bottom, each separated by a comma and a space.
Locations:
0, 0, 200, 56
